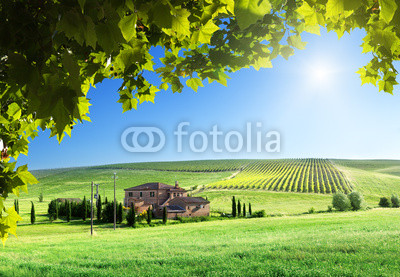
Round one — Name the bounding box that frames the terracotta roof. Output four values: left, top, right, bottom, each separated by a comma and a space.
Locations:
124, 182, 186, 191
171, 197, 209, 204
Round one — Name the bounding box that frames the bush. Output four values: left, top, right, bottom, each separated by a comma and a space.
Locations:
38, 192, 44, 202
327, 205, 333, 212
332, 192, 351, 211
348, 191, 364, 211
379, 197, 391, 207
177, 216, 211, 223
391, 194, 400, 208
251, 210, 265, 218
308, 207, 315, 214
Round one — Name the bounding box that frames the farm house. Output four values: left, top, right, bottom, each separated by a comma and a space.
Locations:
124, 182, 210, 218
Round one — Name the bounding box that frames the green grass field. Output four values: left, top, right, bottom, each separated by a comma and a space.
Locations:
4, 159, 400, 276
2, 209, 400, 276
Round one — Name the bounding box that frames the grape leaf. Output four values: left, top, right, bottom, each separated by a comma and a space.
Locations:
119, 14, 137, 42
234, 0, 272, 30
379, 0, 398, 23
186, 78, 204, 92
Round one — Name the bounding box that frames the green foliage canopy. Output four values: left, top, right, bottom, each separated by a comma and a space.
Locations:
0, 0, 399, 244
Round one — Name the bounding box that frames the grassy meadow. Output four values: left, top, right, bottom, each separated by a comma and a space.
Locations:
1, 209, 400, 276
4, 159, 400, 276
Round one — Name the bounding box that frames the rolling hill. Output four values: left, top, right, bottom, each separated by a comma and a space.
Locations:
9, 159, 400, 222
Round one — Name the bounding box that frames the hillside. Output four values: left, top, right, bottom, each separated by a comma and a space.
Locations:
9, 159, 400, 223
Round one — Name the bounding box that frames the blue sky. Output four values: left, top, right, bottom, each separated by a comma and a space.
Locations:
18, 29, 400, 170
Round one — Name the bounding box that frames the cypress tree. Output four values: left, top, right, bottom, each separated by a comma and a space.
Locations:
127, 203, 136, 227
117, 202, 123, 224
237, 200, 241, 217
146, 206, 152, 225
232, 196, 237, 217
14, 199, 19, 213
97, 195, 102, 220
243, 203, 246, 217
162, 206, 167, 224
66, 201, 71, 222
105, 197, 108, 204
30, 201, 35, 224
82, 196, 87, 221
249, 203, 252, 216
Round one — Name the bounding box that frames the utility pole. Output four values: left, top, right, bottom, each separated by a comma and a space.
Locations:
91, 181, 94, 236
113, 172, 116, 230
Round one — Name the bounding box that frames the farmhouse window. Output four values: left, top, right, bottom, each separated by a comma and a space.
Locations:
128, 192, 133, 197
150, 192, 155, 197
140, 192, 142, 197
173, 193, 176, 197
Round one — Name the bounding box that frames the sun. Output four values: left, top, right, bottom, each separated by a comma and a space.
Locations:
303, 59, 338, 90
311, 63, 332, 84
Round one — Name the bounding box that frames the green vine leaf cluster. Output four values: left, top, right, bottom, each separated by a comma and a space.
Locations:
0, 0, 399, 244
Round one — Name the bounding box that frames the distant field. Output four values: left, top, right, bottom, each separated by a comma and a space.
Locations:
208, 159, 352, 194
92, 159, 252, 172
2, 209, 400, 276
333, 159, 400, 200
10, 159, 400, 224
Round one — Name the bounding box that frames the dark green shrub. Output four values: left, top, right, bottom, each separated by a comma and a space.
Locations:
379, 197, 391, 207
38, 192, 44, 202
308, 207, 315, 214
177, 216, 211, 223
391, 194, 400, 208
348, 191, 364, 211
332, 192, 351, 211
251, 210, 265, 218
327, 205, 333, 212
